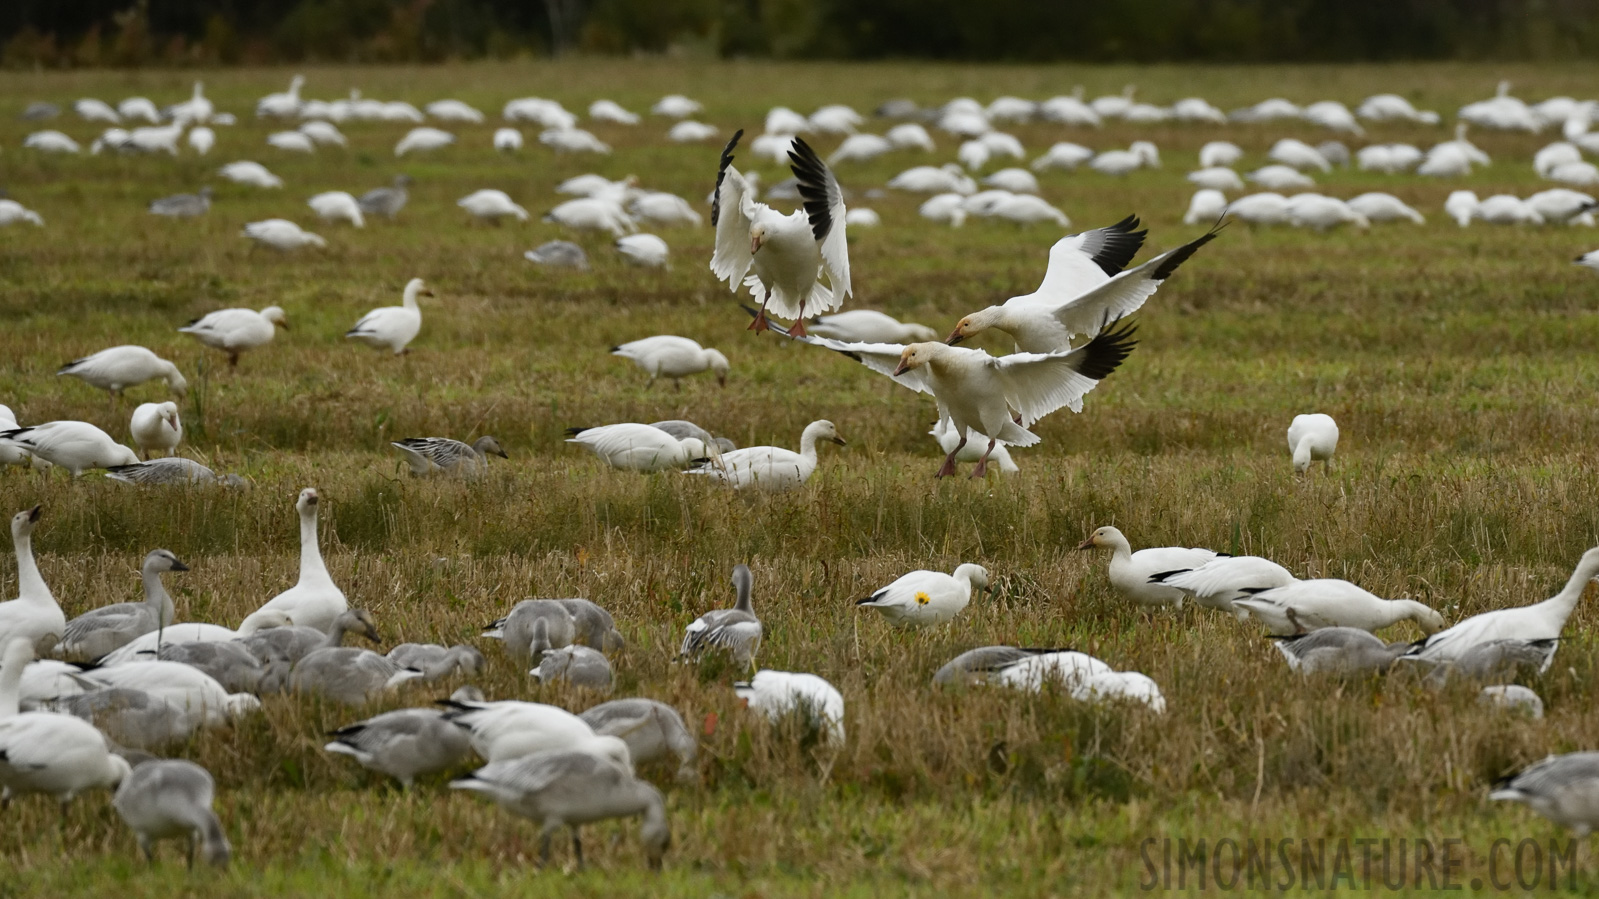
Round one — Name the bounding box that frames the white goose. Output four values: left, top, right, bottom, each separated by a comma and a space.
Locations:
930, 418, 1019, 474
1151, 555, 1296, 617
616, 234, 670, 267
55, 549, 186, 661
1078, 526, 1217, 608
0, 407, 49, 471
1031, 142, 1095, 172
457, 190, 529, 223
179, 305, 287, 366
1287, 413, 1339, 473
307, 191, 365, 227
0, 421, 139, 476
667, 120, 719, 142
241, 219, 325, 251
684, 420, 845, 491
589, 99, 640, 124
95, 611, 291, 666
58, 345, 187, 401
611, 336, 729, 388
298, 120, 345, 147
0, 638, 131, 806
493, 128, 523, 152
394, 127, 455, 157
1185, 189, 1229, 226
266, 131, 314, 153
734, 671, 846, 747
1406, 546, 1599, 666
240, 488, 347, 634
856, 564, 990, 629
566, 424, 704, 473
79, 661, 258, 726
439, 697, 632, 767
346, 278, 430, 355
712, 131, 850, 334
1233, 579, 1445, 636
256, 75, 305, 118
1187, 167, 1245, 191
1088, 142, 1159, 176
426, 99, 484, 123
1347, 193, 1426, 225
130, 402, 181, 459
0, 509, 64, 655
218, 161, 283, 188
544, 198, 635, 237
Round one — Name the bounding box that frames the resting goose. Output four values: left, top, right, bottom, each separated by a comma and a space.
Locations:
394, 127, 455, 157
1406, 547, 1599, 666
0, 508, 65, 655
130, 402, 181, 459
113, 759, 231, 867
734, 670, 846, 747
76, 660, 258, 727
178, 305, 287, 367
933, 646, 1051, 685
482, 599, 576, 661
1234, 579, 1445, 636
679, 565, 762, 667
684, 420, 844, 490
324, 689, 480, 787
242, 608, 377, 670
439, 697, 632, 767
856, 564, 990, 629
55, 549, 187, 662
530, 645, 613, 690
628, 192, 702, 227
149, 187, 211, 217
107, 458, 244, 488
240, 489, 347, 634
58, 345, 187, 401
391, 436, 506, 477
1287, 413, 1339, 473
346, 278, 430, 355
97, 611, 292, 666
156, 641, 268, 693
0, 421, 138, 476
712, 131, 851, 334
581, 699, 697, 783
307, 191, 365, 227
617, 233, 670, 267
385, 643, 486, 679
1151, 555, 1296, 617
44, 686, 197, 750
1031, 142, 1095, 172
0, 638, 131, 807
611, 336, 729, 389
984, 650, 1108, 691
1078, 526, 1217, 608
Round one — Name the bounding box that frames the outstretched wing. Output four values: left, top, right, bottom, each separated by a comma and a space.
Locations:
994, 319, 1137, 426
710, 130, 757, 290
1013, 216, 1148, 307
788, 136, 851, 302
746, 307, 932, 396
1041, 222, 1222, 340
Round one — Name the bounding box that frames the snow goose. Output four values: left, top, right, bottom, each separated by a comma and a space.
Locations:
617, 234, 670, 268
187, 127, 214, 155
1423, 639, 1558, 686
524, 241, 589, 269
885, 122, 936, 151
1491, 753, 1599, 834
1078, 526, 1217, 608
1227, 192, 1291, 226
1270, 628, 1410, 674
149, 187, 212, 218
1534, 142, 1583, 178
55, 549, 186, 662
1031, 142, 1095, 172
1123, 102, 1171, 124
0, 408, 49, 471
1091, 86, 1137, 119
358, 175, 410, 220
1088, 142, 1159, 176
540, 128, 610, 154
90, 128, 131, 155
1268, 138, 1331, 172
628, 192, 702, 227
1247, 165, 1315, 191
1577, 250, 1599, 273
1347, 193, 1425, 224
806, 310, 937, 344
811, 104, 863, 134
1173, 97, 1227, 124
856, 564, 989, 628
440, 697, 631, 768
325, 692, 478, 787
1187, 167, 1245, 191
0, 422, 139, 476
125, 123, 184, 155
179, 305, 286, 367
1287, 194, 1368, 230
1528, 188, 1597, 224
58, 346, 186, 401
1356, 94, 1438, 124
266, 130, 314, 153
129, 402, 181, 459
241, 608, 375, 669
21, 102, 59, 121
493, 127, 523, 152
713, 131, 851, 334
386, 644, 486, 680
652, 94, 701, 118
78, 660, 258, 726
764, 106, 810, 135
958, 139, 992, 171
1287, 413, 1340, 473
1418, 143, 1477, 178
394, 126, 455, 157
829, 134, 895, 165
589, 99, 639, 124
581, 699, 696, 783
240, 489, 347, 634
530, 645, 612, 690
1184, 189, 1228, 226
667, 120, 718, 142
457, 190, 529, 223
919, 193, 968, 226
932, 646, 1050, 686
1550, 161, 1599, 186
1406, 547, 1599, 666
241, 219, 325, 251
1199, 141, 1244, 168
1074, 670, 1167, 713
44, 687, 197, 750
1152, 555, 1296, 618
889, 163, 975, 194
218, 161, 282, 188
566, 424, 702, 473
844, 208, 880, 228
482, 599, 577, 662
1039, 91, 1101, 126
991, 650, 1112, 691
734, 670, 845, 747
391, 436, 506, 477
945, 222, 1218, 353
544, 198, 635, 237
0, 639, 131, 806
611, 336, 729, 389
502, 97, 574, 128
307, 191, 364, 227
1234, 580, 1444, 636
679, 565, 761, 667
1445, 190, 1480, 227
24, 131, 80, 154
451, 749, 667, 870
156, 641, 268, 693
97, 611, 290, 667
298, 120, 344, 147
256, 75, 305, 118
289, 628, 426, 707
425, 99, 484, 123
113, 759, 230, 867
1302, 100, 1362, 134
1479, 685, 1544, 718
988, 194, 1070, 226
0, 509, 64, 655
650, 421, 733, 457
75, 98, 120, 123
346, 277, 430, 354
931, 419, 1020, 474
684, 419, 845, 490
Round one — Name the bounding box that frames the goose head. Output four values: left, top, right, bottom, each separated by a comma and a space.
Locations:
704, 349, 730, 387
164, 366, 189, 399
473, 436, 508, 459
12, 505, 41, 540
749, 221, 769, 256
334, 609, 381, 645
1078, 526, 1130, 553
142, 548, 188, 575
955, 563, 991, 593
946, 307, 1003, 345
639, 783, 671, 870
892, 343, 941, 375
402, 278, 433, 304
296, 487, 319, 515
801, 419, 846, 447
262, 306, 289, 330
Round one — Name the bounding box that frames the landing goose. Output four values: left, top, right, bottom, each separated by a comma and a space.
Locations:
55, 549, 187, 661
241, 219, 325, 251
1152, 555, 1296, 617
307, 191, 364, 227
581, 699, 697, 783
566, 423, 703, 473
450, 750, 668, 870
611, 336, 729, 388
59, 345, 187, 401
1287, 413, 1339, 473
734, 670, 845, 747
1078, 526, 1216, 608
482, 599, 576, 661
130, 402, 181, 459
1492, 753, 1599, 834
346, 278, 430, 354
149, 187, 211, 217
530, 645, 613, 690
391, 436, 506, 477
1271, 628, 1410, 674
684, 420, 844, 490
951, 215, 1147, 330
856, 564, 989, 629
1406, 547, 1599, 666
239, 489, 347, 634
324, 689, 479, 787
178, 305, 287, 366
1234, 579, 1445, 636
0, 422, 139, 476
113, 759, 230, 866
679, 565, 761, 667
439, 697, 632, 767
712, 131, 851, 334
0, 508, 64, 655
0, 639, 131, 806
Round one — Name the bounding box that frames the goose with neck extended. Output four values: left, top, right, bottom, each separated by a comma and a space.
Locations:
55, 549, 187, 661
1406, 547, 1599, 666
1234, 579, 1445, 636
683, 420, 844, 491
0, 507, 65, 655
241, 489, 346, 634
1077, 526, 1216, 608
345, 278, 430, 355
0, 638, 131, 806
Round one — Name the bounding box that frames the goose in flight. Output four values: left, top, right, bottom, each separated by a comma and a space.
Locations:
711, 130, 850, 335
946, 221, 1219, 352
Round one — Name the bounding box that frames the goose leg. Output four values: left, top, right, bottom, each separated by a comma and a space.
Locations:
228, 352, 240, 368
788, 304, 808, 337
935, 436, 965, 478
571, 828, 584, 870
747, 302, 772, 333
969, 439, 998, 479
187, 834, 196, 869
538, 821, 560, 868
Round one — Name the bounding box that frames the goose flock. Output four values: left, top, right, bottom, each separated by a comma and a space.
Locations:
7, 71, 1599, 873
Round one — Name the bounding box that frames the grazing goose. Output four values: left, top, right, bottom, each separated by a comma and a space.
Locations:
1479, 685, 1544, 718
1187, 167, 1245, 191
0, 199, 44, 227
45, 687, 197, 750
218, 161, 283, 188
394, 127, 455, 157
98, 611, 292, 666
1406, 547, 1599, 666
653, 94, 701, 118
289, 627, 425, 706
55, 549, 187, 662
581, 699, 697, 783
74, 98, 120, 124
242, 609, 378, 670
156, 641, 268, 693
930, 418, 1019, 474
540, 128, 611, 154
944, 222, 1218, 352
524, 241, 589, 269
1088, 142, 1160, 176
1234, 580, 1445, 636
1247, 165, 1315, 191
734, 670, 846, 747
1271, 627, 1411, 674
684, 420, 844, 490
59, 346, 187, 401
298, 120, 345, 147
890, 164, 975, 195
617, 234, 670, 267
1151, 555, 1296, 617
1287, 413, 1339, 473
149, 187, 212, 218
113, 759, 230, 867
346, 278, 430, 355
130, 402, 181, 459
1287, 194, 1368, 230
1078, 526, 1217, 608
1031, 142, 1096, 172
439, 697, 632, 767
450, 750, 669, 870
1071, 670, 1167, 713
933, 646, 1053, 686
24, 131, 81, 154
0, 508, 65, 655
492, 127, 523, 152
426, 99, 484, 123
241, 219, 325, 251
1347, 193, 1426, 225
1227, 192, 1291, 226
307, 191, 364, 227
0, 421, 139, 476
806, 310, 937, 344
566, 424, 704, 473
1268, 138, 1332, 172
78, 661, 259, 726
679, 564, 762, 667
391, 436, 506, 477
0, 639, 131, 807
457, 189, 529, 223
266, 130, 314, 153
240, 489, 347, 634
107, 458, 245, 488
627, 192, 702, 227
856, 564, 990, 628
531, 645, 613, 690
556, 599, 625, 652
187, 127, 214, 155
1422, 639, 1559, 686
324, 688, 480, 787
611, 336, 729, 389
667, 120, 718, 142
989, 650, 1111, 691
1202, 140, 1246, 169
1492, 753, 1599, 834
544, 198, 636, 237
1527, 189, 1597, 224
358, 175, 411, 220
713, 131, 851, 334
178, 305, 288, 367
482, 600, 577, 661
385, 643, 486, 680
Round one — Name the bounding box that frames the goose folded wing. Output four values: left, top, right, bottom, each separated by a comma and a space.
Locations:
1040, 225, 1221, 340
789, 136, 851, 299
994, 320, 1138, 426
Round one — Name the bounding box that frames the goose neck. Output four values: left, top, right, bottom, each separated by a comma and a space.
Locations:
297, 507, 332, 587
13, 530, 53, 606
1545, 553, 1599, 616
141, 567, 176, 628
1292, 435, 1314, 469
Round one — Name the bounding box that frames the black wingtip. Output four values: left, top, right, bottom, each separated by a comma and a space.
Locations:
787, 136, 837, 242
1147, 568, 1193, 584
711, 129, 745, 228
1073, 317, 1139, 382
1237, 587, 1270, 596
1082, 215, 1149, 277
608, 345, 622, 353
563, 427, 589, 437
1149, 226, 1222, 282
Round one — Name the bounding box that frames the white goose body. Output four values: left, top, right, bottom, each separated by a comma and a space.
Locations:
0, 509, 64, 656
440, 698, 632, 768
1408, 547, 1599, 666
346, 278, 430, 354
130, 402, 181, 458
218, 161, 283, 188
617, 233, 670, 267
307, 192, 364, 227
394, 127, 455, 156
457, 190, 529, 222
79, 661, 257, 726
1287, 413, 1339, 472
58, 345, 187, 399
567, 424, 700, 473
1347, 193, 1425, 224
178, 306, 287, 366
0, 422, 139, 476
0, 407, 49, 471
0, 638, 130, 805
241, 219, 325, 251
685, 420, 844, 491
856, 564, 989, 628
734, 671, 846, 746
242, 488, 347, 634
611, 336, 728, 387
1234, 579, 1445, 636
1153, 555, 1296, 617
1079, 526, 1216, 608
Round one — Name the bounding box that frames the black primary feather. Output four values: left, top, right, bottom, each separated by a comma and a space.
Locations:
1150, 221, 1224, 281
787, 136, 838, 243
1077, 215, 1147, 277
711, 129, 744, 228
1070, 318, 1139, 383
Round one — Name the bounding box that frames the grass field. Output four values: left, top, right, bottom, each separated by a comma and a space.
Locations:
5, 59, 1599, 896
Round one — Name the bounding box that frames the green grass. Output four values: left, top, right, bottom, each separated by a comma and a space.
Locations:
5, 59, 1599, 896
